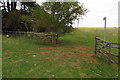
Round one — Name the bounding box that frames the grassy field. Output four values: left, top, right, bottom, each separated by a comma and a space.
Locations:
2, 28, 118, 78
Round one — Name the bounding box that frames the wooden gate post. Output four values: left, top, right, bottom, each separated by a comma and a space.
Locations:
108, 40, 112, 63
95, 36, 97, 55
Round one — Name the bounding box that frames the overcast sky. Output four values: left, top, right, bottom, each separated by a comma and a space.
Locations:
75, 0, 119, 27
36, 0, 119, 28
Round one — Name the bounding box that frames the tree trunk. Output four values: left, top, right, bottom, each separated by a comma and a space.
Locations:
11, 0, 17, 11
13, 2, 17, 10
25, 22, 28, 32
7, 0, 10, 12
11, 2, 14, 11
3, 2, 6, 12
24, 4, 26, 11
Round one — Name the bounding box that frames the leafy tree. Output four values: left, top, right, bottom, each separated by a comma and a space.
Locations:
41, 1, 88, 28
21, 1, 88, 38
20, 15, 32, 32
2, 10, 22, 31
21, 5, 65, 34
41, 1, 88, 35
1, 0, 36, 31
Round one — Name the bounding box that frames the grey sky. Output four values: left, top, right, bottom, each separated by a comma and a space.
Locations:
74, 0, 119, 27
37, 0, 119, 27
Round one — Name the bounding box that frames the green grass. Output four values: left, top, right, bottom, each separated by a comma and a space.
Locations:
2, 28, 118, 78
60, 28, 118, 53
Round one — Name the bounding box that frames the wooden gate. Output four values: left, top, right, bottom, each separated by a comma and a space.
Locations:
95, 36, 120, 63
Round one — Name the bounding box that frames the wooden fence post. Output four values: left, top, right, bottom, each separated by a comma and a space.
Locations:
108, 40, 112, 63
95, 36, 97, 55
51, 34, 56, 45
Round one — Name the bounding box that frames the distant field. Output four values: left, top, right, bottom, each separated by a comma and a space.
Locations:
60, 27, 118, 53
2, 28, 118, 78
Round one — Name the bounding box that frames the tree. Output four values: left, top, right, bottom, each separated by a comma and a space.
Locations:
1, 0, 36, 31
20, 15, 32, 32
3, 10, 22, 31
21, 5, 65, 34
6, 0, 17, 12
21, 1, 88, 37
20, 1, 36, 15
41, 1, 88, 32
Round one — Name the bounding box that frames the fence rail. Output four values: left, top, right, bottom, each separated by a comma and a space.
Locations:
2, 31, 57, 45
95, 36, 119, 63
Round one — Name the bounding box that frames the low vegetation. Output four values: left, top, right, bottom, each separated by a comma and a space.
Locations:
2, 28, 118, 78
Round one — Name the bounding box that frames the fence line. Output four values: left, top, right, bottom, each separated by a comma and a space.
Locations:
2, 31, 57, 45
95, 36, 119, 63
